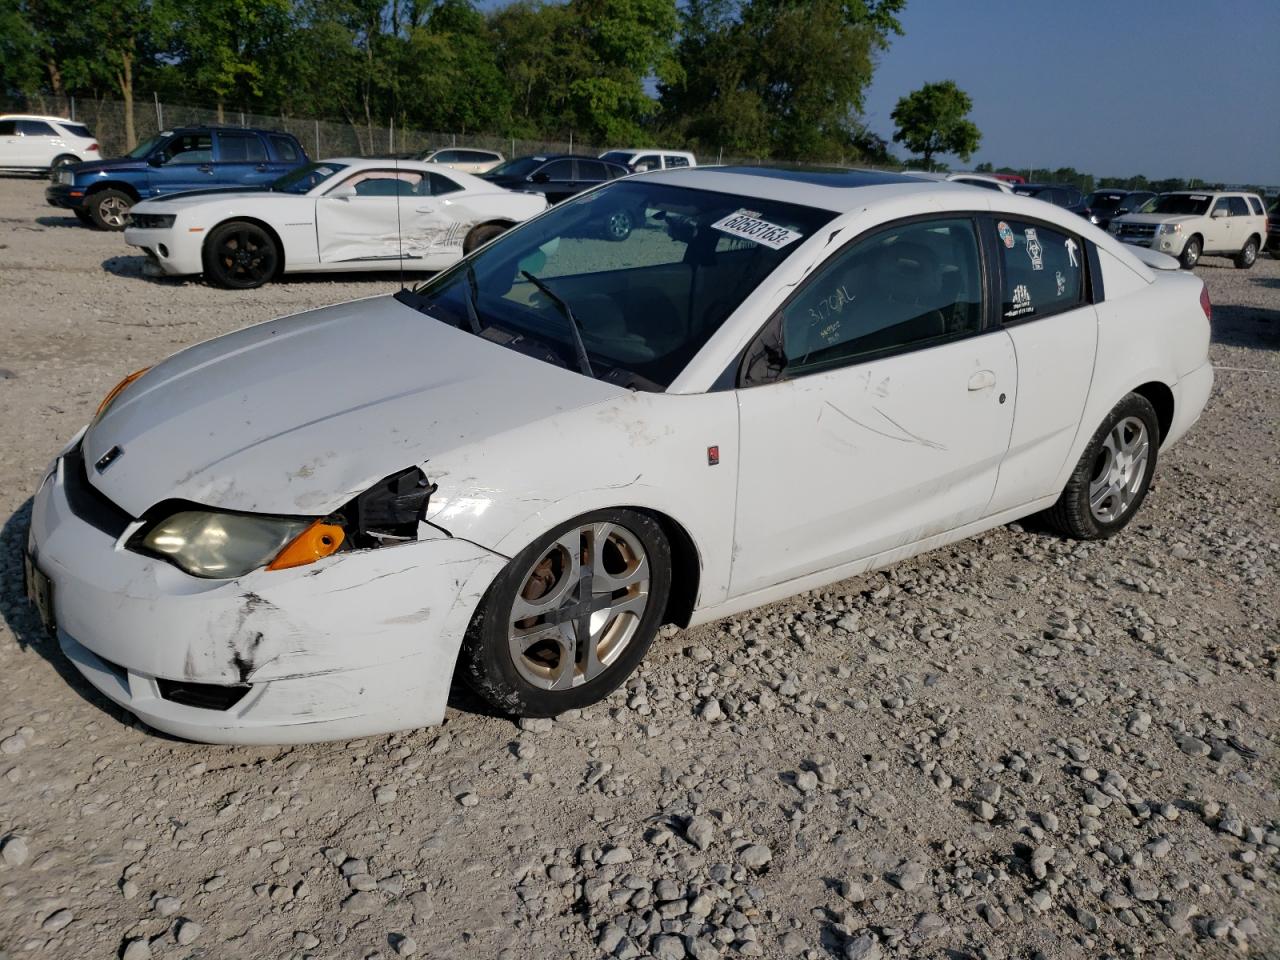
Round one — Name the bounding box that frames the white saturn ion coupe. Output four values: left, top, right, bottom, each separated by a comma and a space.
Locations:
28, 167, 1214, 743
122, 158, 548, 288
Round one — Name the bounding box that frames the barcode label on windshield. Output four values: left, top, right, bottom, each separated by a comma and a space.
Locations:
711, 210, 803, 250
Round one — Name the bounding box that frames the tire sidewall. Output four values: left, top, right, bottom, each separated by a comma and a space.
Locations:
1179, 237, 1201, 270
605, 209, 633, 242
465, 508, 672, 717
1066, 394, 1160, 539
1237, 239, 1257, 269
463, 224, 506, 255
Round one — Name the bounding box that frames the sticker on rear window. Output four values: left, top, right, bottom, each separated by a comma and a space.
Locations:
997, 221, 1015, 248
1189, 194, 1208, 201
711, 210, 803, 249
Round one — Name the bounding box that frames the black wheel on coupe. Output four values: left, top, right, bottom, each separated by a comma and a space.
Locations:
202, 220, 280, 289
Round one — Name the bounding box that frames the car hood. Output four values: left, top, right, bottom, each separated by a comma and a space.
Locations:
1114, 213, 1198, 226
71, 157, 149, 177
132, 188, 293, 212
82, 294, 623, 518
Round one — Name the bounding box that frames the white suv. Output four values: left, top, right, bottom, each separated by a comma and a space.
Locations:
0, 114, 101, 174
1109, 190, 1267, 269
598, 149, 697, 173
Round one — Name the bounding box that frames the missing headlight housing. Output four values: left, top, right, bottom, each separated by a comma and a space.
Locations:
339, 466, 436, 548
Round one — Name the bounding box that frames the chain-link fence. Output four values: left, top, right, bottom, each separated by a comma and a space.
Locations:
4, 91, 889, 169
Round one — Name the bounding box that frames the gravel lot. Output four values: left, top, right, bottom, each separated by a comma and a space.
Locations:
1, 174, 1277, 960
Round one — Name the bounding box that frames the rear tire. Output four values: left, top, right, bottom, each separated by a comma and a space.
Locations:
463, 222, 508, 254
88, 189, 133, 230
49, 154, 78, 177
1233, 236, 1258, 269
202, 221, 280, 289
1041, 393, 1160, 540
604, 208, 634, 242
462, 509, 672, 718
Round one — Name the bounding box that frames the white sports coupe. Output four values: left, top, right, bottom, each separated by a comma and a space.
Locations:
29, 167, 1213, 743
121, 158, 548, 288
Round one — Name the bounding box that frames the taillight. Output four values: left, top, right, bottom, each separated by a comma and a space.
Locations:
88, 143, 99, 151
1199, 285, 1212, 321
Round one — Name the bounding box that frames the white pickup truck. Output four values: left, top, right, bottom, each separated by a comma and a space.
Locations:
1108, 190, 1268, 269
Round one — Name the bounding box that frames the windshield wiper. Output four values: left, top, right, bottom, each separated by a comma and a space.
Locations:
463, 262, 484, 335
521, 269, 594, 378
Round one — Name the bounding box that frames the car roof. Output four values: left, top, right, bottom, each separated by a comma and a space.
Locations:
0, 114, 79, 123
161, 126, 296, 136
640, 165, 964, 213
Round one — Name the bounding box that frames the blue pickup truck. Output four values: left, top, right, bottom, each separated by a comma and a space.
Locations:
46, 126, 310, 230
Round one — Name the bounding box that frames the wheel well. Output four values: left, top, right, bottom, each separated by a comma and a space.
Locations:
204, 218, 287, 276
1245, 233, 1261, 247
86, 181, 140, 201
1134, 381, 1174, 445
464, 220, 515, 250
640, 509, 700, 629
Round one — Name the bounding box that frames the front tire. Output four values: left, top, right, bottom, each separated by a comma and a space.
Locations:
88, 189, 133, 230
462, 509, 672, 718
604, 208, 634, 242
1233, 236, 1258, 269
202, 221, 280, 289
1178, 235, 1202, 270
1042, 393, 1160, 540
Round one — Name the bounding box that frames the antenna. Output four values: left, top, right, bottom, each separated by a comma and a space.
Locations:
392, 76, 405, 292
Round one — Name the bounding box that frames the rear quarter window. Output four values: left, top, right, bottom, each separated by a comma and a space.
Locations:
269, 135, 300, 162
997, 218, 1086, 323
1247, 196, 1264, 215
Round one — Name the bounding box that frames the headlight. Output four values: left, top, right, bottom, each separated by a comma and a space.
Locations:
127, 213, 176, 229
131, 511, 344, 578
1157, 223, 1182, 236
95, 367, 150, 419
58, 169, 75, 185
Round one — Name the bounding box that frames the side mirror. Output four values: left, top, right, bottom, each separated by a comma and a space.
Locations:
148, 155, 164, 167
530, 172, 550, 184
327, 184, 357, 199
1211, 207, 1228, 218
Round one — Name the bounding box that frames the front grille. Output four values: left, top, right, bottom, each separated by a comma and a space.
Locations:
1117, 223, 1157, 240
157, 678, 251, 711
62, 443, 134, 538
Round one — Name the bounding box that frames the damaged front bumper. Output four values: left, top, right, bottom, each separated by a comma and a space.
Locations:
26, 448, 508, 744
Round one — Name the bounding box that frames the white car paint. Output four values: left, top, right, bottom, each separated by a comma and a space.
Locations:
29, 168, 1212, 743
905, 171, 1014, 193
122, 158, 547, 282
0, 114, 100, 171
599, 149, 697, 172
419, 147, 505, 174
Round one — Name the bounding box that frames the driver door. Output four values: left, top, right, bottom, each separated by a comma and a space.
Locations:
730, 216, 1017, 597
147, 132, 216, 195
315, 168, 427, 263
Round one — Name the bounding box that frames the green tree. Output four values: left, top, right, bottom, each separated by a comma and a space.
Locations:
891, 80, 980, 171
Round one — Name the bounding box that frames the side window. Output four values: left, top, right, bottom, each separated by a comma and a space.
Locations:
540, 159, 573, 180
427, 171, 463, 196
337, 170, 424, 197
1226, 197, 1249, 217
432, 150, 460, 163
1247, 196, 1264, 215
665, 155, 691, 168
633, 154, 661, 171
18, 119, 55, 136
0, 120, 17, 135
576, 160, 610, 182
217, 132, 268, 163
460, 150, 495, 163
997, 218, 1085, 322
269, 135, 299, 162
163, 133, 213, 164
1212, 198, 1230, 216
780, 218, 984, 375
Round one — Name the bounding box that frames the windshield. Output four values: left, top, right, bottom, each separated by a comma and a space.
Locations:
486, 156, 545, 179
599, 151, 635, 164
406, 180, 835, 388
1152, 194, 1212, 215
127, 135, 163, 159
1085, 192, 1127, 211
271, 162, 348, 194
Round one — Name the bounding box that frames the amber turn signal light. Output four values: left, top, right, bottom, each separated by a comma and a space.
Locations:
268, 521, 346, 571
96, 367, 150, 416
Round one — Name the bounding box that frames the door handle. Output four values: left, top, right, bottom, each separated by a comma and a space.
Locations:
415, 205, 434, 213
255, 163, 269, 172
967, 370, 996, 391
197, 164, 213, 173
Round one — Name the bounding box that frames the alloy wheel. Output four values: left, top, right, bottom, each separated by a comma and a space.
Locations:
98, 196, 128, 229
1088, 416, 1149, 524
507, 522, 650, 690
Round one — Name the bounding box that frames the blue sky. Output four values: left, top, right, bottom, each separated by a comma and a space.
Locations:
860, 0, 1280, 184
